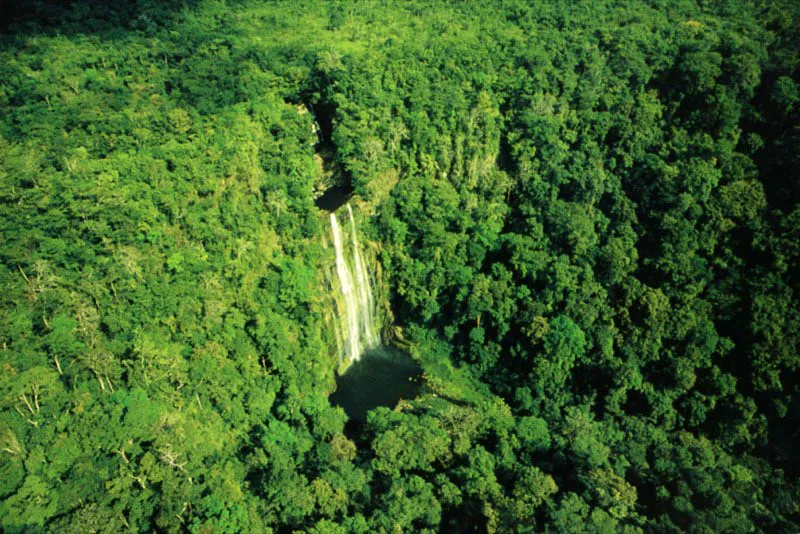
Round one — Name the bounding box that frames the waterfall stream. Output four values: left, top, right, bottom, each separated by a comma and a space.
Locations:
330, 204, 379, 363
348, 204, 379, 349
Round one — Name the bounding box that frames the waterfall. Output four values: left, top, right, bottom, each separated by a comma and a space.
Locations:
331, 211, 361, 361
348, 204, 379, 349
330, 204, 380, 363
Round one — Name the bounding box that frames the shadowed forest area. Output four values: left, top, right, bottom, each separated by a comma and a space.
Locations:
1, 0, 799, 532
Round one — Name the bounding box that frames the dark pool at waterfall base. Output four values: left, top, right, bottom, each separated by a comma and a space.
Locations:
330, 344, 423, 422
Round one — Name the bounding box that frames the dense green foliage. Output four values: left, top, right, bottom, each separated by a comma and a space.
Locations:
2, 0, 799, 531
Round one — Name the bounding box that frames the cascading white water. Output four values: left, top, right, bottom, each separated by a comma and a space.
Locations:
331, 212, 361, 361
348, 204, 379, 348
330, 204, 379, 363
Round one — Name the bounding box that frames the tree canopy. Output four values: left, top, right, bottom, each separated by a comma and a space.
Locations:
1, 0, 799, 531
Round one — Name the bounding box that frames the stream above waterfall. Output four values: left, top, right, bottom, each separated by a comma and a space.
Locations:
315, 184, 352, 212
330, 344, 423, 422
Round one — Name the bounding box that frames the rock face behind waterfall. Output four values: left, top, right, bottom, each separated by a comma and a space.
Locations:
330, 204, 380, 365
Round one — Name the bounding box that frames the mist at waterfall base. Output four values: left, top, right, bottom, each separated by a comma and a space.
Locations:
330, 345, 422, 422
328, 205, 422, 422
